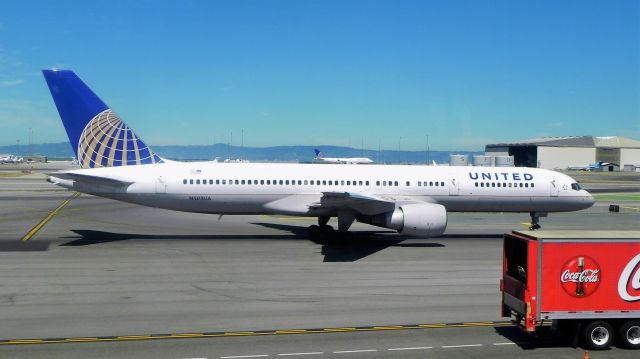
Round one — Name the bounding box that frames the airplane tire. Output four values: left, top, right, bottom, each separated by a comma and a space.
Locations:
320, 225, 335, 235
308, 225, 320, 238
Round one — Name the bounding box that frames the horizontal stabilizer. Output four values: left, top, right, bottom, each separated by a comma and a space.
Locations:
48, 172, 133, 187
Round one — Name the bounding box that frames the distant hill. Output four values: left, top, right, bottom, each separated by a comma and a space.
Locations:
0, 142, 481, 164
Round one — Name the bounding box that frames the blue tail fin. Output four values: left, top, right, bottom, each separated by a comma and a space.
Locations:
43, 70, 163, 168
314, 149, 322, 157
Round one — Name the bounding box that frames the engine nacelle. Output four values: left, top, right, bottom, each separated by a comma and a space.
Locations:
366, 203, 447, 238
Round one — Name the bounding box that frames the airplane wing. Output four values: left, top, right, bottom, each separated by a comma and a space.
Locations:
48, 172, 134, 187
312, 191, 424, 215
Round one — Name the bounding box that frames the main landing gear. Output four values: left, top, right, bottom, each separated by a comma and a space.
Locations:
308, 213, 355, 240
529, 212, 547, 230
308, 216, 335, 238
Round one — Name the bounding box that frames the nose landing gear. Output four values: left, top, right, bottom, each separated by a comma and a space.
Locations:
529, 212, 547, 230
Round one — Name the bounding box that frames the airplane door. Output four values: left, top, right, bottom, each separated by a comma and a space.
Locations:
550, 179, 559, 197
449, 177, 460, 196
155, 176, 167, 194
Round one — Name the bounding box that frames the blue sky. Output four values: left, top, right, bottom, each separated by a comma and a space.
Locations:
0, 0, 638, 150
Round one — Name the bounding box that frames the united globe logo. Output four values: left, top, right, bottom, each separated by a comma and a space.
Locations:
77, 109, 162, 168
560, 256, 601, 298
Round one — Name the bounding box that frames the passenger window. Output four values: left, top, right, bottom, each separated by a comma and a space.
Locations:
376, 181, 380, 186
429, 181, 433, 186
519, 183, 523, 187
531, 183, 535, 188
279, 180, 283, 185
196, 179, 200, 184
183, 179, 187, 184
395, 181, 398, 186
441, 182, 445, 187
492, 183, 495, 187
341, 180, 345, 185
406, 181, 410, 186
435, 182, 439, 187
365, 181, 369, 186
475, 182, 478, 187
285, 180, 289, 185
481, 183, 484, 187
418, 182, 421, 187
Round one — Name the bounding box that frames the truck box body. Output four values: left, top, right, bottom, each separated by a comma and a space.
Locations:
501, 231, 640, 332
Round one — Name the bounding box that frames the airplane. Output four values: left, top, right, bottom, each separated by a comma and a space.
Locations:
566, 161, 610, 171
43, 69, 594, 238
0, 154, 23, 164
314, 149, 374, 164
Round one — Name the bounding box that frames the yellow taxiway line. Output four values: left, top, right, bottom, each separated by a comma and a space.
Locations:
0, 321, 513, 346
22, 191, 80, 241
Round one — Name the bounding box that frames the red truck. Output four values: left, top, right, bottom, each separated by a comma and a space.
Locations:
501, 230, 640, 350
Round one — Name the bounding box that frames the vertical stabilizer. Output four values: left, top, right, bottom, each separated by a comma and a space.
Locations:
43, 70, 163, 168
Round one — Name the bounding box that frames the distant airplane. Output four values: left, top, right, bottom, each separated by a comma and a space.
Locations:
314, 149, 374, 164
43, 70, 594, 238
0, 154, 23, 164
566, 161, 610, 171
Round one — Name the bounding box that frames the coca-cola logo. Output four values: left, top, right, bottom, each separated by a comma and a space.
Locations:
560, 256, 601, 297
618, 253, 640, 302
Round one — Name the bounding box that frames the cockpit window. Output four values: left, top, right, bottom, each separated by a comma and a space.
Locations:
571, 183, 582, 191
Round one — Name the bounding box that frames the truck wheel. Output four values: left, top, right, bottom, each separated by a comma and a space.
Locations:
618, 320, 640, 349
582, 321, 614, 350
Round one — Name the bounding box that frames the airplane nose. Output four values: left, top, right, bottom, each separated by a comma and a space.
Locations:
583, 191, 595, 209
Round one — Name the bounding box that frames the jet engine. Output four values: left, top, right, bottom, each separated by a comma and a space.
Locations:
364, 203, 447, 238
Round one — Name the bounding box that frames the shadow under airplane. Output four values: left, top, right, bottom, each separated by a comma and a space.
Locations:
61, 225, 445, 262
252, 222, 445, 262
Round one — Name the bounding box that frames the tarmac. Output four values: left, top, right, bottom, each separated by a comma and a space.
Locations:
0, 163, 638, 358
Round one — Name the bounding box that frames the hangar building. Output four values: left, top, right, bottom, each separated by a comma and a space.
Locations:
485, 136, 640, 170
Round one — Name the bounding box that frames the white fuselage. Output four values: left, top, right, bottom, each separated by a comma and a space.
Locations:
315, 157, 374, 164
50, 162, 594, 216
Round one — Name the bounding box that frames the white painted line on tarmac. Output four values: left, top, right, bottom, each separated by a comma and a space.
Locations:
493, 342, 516, 346
387, 346, 433, 351
333, 349, 377, 354
221, 355, 269, 359
442, 344, 483, 348
277, 352, 323, 356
